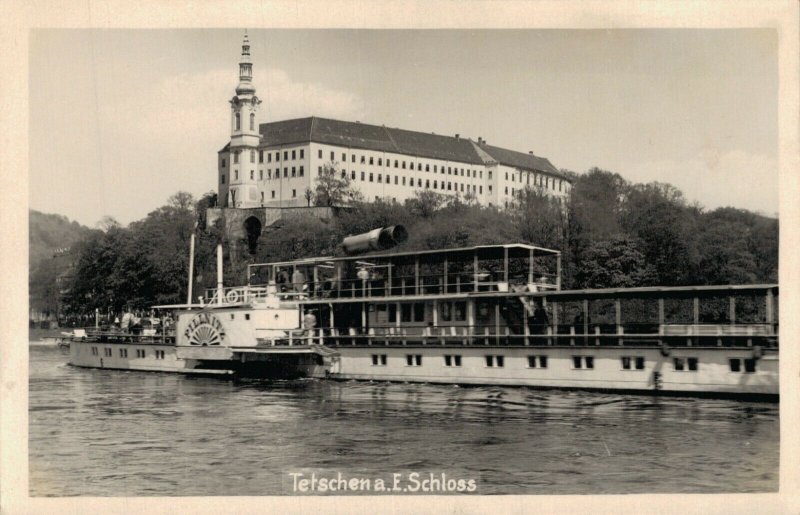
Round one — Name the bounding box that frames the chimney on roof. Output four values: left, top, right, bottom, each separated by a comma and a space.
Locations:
477, 137, 483, 144
528, 151, 533, 155
455, 134, 460, 140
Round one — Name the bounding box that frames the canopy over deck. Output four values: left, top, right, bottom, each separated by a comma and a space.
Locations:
253, 243, 560, 269
246, 243, 563, 298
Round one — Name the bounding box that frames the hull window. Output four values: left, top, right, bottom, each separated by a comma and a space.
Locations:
406, 354, 422, 367
528, 355, 548, 368
486, 355, 505, 368
573, 356, 593, 369
444, 355, 462, 367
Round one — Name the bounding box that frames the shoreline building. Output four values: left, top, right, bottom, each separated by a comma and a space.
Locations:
218, 34, 572, 212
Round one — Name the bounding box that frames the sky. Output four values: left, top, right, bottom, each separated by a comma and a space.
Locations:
28, 28, 778, 226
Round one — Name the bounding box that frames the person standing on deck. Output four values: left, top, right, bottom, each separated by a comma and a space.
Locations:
531, 300, 550, 335
121, 310, 134, 333
292, 268, 307, 296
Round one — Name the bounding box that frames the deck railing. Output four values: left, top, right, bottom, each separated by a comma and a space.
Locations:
65, 327, 177, 345
311, 323, 777, 349
203, 275, 559, 305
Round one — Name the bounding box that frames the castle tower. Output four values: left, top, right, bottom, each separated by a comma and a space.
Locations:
222, 31, 262, 208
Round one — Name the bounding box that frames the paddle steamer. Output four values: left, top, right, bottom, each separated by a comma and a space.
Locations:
68, 227, 779, 398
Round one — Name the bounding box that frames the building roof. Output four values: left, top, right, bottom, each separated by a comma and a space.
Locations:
478, 143, 561, 176
255, 116, 568, 178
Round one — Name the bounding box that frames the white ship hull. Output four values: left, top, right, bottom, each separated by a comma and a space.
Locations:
69, 340, 778, 397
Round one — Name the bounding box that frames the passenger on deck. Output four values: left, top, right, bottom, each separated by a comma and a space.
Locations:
531, 301, 550, 335
121, 311, 134, 333
292, 269, 306, 295
277, 269, 290, 293
303, 310, 318, 342
356, 267, 370, 296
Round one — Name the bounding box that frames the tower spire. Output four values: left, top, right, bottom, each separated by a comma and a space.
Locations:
236, 30, 254, 95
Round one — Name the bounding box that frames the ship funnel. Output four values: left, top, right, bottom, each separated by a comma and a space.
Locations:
342, 225, 408, 255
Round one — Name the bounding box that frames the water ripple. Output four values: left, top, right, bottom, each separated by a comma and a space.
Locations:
28, 346, 778, 496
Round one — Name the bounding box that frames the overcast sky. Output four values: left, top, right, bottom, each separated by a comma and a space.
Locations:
29, 29, 778, 226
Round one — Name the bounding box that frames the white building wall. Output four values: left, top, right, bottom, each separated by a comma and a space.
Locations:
219, 139, 571, 209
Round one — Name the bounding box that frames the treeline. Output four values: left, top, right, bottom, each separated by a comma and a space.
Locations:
51, 168, 777, 315
29, 210, 95, 317
259, 168, 778, 290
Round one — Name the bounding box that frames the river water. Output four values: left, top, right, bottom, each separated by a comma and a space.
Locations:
29, 345, 778, 496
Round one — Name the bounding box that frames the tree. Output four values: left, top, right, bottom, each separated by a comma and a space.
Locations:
405, 190, 446, 218
304, 187, 314, 207
619, 182, 699, 286
569, 168, 627, 241
313, 162, 362, 207
509, 186, 567, 249
168, 191, 195, 210
96, 216, 121, 232
195, 191, 218, 231
694, 219, 758, 285
256, 215, 342, 262
573, 236, 656, 288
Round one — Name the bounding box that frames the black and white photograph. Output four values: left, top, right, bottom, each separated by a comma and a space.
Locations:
2, 1, 799, 513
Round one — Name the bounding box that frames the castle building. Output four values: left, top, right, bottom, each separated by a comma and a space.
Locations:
218, 34, 572, 211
